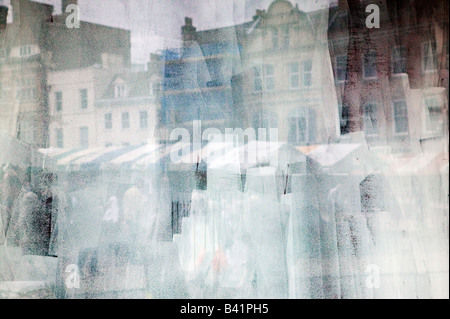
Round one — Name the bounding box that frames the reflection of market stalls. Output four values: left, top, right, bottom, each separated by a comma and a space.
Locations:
37, 144, 177, 298
286, 143, 376, 299
168, 141, 306, 234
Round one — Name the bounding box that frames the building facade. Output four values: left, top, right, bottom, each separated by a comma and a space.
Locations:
0, 0, 131, 148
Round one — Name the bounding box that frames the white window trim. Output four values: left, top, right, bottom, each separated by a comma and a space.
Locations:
391, 99, 409, 136
362, 51, 378, 80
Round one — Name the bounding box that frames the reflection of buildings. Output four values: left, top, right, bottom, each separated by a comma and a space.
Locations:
160, 17, 250, 139
0, 0, 131, 148
161, 0, 448, 151
94, 55, 162, 147
0, 0, 53, 148
328, 0, 448, 151
236, 1, 339, 144
48, 54, 162, 149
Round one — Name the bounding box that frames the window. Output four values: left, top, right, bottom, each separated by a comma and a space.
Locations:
115, 83, 127, 98
80, 126, 89, 148
0, 49, 7, 59
16, 78, 36, 102
288, 116, 307, 144
363, 103, 379, 135
289, 62, 300, 89
105, 113, 112, 130
281, 26, 289, 49
264, 64, 275, 91
287, 108, 316, 144
424, 97, 442, 133
393, 100, 409, 134
391, 46, 407, 74
0, 81, 11, 100
55, 91, 62, 112
151, 81, 161, 96
19, 45, 33, 57
363, 51, 377, 79
423, 42, 437, 72
303, 60, 312, 87
253, 66, 262, 92
140, 111, 148, 129
80, 89, 88, 109
336, 55, 347, 82
271, 28, 278, 49
56, 128, 64, 148
253, 65, 274, 92
252, 111, 278, 130
339, 103, 350, 134
122, 112, 130, 129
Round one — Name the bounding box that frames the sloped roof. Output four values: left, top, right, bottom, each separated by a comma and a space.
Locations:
101, 71, 155, 100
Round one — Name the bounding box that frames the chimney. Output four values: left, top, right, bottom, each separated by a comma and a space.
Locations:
62, 0, 78, 13
0, 5, 8, 29
181, 17, 196, 43
253, 9, 265, 21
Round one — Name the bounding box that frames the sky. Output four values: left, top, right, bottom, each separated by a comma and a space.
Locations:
4, 0, 333, 65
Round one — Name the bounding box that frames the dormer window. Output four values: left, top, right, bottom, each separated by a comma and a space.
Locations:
151, 81, 161, 96
114, 83, 127, 98
19, 45, 34, 57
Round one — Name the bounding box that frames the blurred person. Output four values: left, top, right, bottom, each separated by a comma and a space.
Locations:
122, 178, 149, 260
0, 166, 22, 242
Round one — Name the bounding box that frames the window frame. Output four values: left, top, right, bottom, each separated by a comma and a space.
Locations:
55, 128, 64, 148
335, 55, 348, 83
302, 60, 312, 88
139, 110, 148, 129
288, 62, 300, 90
55, 91, 63, 112
121, 112, 130, 130
79, 126, 89, 149
391, 46, 407, 75
104, 113, 112, 130
264, 64, 275, 92
392, 99, 409, 135
114, 83, 127, 98
423, 95, 443, 134
363, 50, 378, 80
363, 102, 379, 136
80, 88, 88, 109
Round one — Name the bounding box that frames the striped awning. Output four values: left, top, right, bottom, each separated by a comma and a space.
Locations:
39, 144, 168, 171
